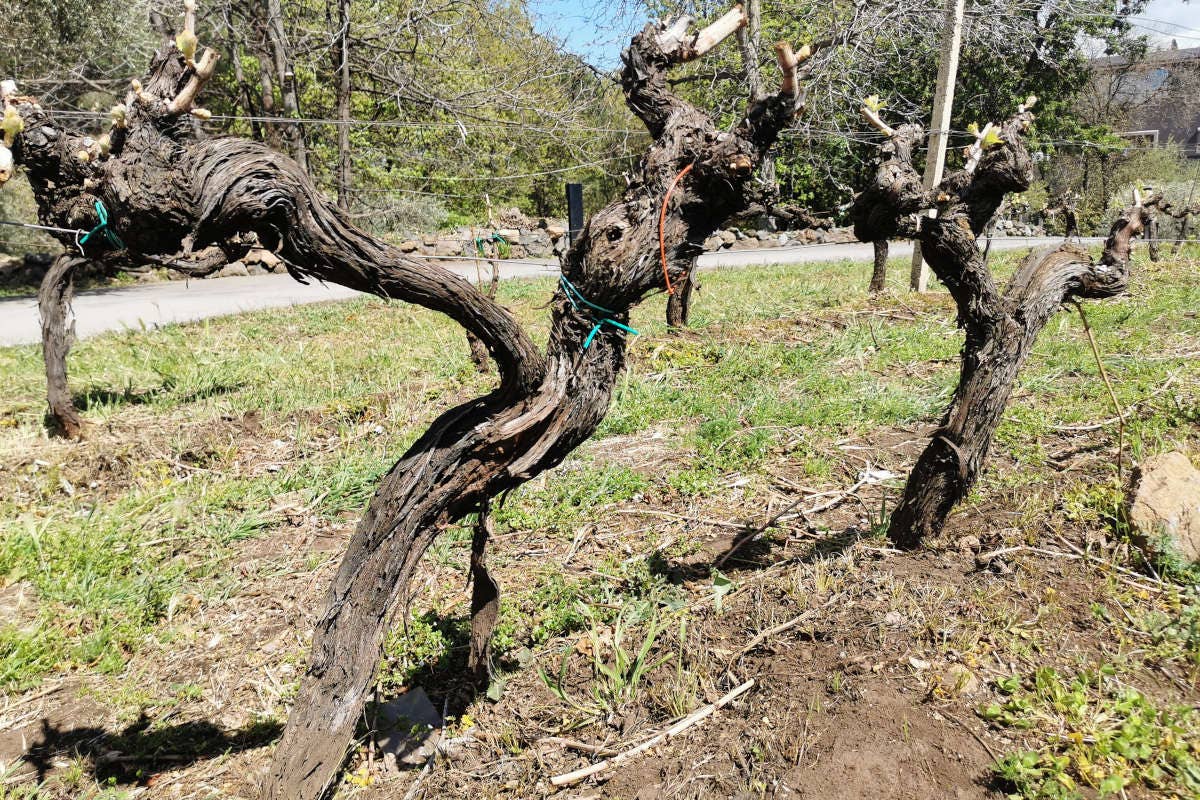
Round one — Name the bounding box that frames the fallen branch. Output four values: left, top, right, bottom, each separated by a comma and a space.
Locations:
549, 679, 755, 787
729, 609, 817, 665
537, 736, 620, 757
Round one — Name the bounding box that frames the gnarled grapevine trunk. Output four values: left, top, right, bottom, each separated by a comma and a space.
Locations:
852, 103, 1153, 549
1, 6, 814, 796
38, 255, 86, 438
264, 15, 814, 797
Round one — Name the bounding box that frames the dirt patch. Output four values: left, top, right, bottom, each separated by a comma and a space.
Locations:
2, 410, 1190, 796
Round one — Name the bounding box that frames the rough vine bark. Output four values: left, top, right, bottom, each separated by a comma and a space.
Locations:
869, 240, 888, 293
852, 101, 1153, 549
0, 5, 813, 796
37, 255, 86, 438
665, 259, 698, 328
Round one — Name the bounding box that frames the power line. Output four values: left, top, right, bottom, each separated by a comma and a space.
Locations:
34, 104, 1193, 153
38, 107, 643, 135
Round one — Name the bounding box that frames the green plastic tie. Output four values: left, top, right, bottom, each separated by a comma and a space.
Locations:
78, 200, 125, 251
559, 275, 638, 351
474, 232, 507, 256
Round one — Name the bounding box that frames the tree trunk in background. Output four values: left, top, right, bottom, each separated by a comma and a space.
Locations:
265, 0, 307, 171
224, 9, 265, 142
666, 262, 698, 328
333, 0, 352, 210
1171, 180, 1196, 255
251, 16, 284, 152
869, 239, 888, 293
736, 0, 773, 184
1174, 213, 1191, 255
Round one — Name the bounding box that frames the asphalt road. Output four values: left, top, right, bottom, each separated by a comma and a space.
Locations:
0, 237, 1094, 346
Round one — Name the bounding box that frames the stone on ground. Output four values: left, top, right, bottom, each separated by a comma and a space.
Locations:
1126, 451, 1200, 563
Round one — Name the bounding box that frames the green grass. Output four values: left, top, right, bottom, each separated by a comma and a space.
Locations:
0, 250, 1196, 797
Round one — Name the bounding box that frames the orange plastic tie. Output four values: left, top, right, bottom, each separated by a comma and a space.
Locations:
659, 162, 694, 294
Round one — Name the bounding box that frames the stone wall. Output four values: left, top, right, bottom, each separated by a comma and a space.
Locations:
702, 225, 859, 252
0, 217, 1047, 292
395, 218, 567, 261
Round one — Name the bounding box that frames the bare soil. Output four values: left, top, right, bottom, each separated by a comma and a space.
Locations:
4, 409, 1192, 800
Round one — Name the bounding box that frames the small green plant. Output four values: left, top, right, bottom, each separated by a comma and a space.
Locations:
711, 569, 735, 613
1134, 589, 1200, 669
583, 601, 672, 712
377, 613, 461, 691
661, 616, 699, 717
981, 666, 1200, 799
541, 598, 677, 720
1059, 479, 1124, 528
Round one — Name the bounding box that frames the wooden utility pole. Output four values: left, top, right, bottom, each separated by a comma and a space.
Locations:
909, 0, 966, 291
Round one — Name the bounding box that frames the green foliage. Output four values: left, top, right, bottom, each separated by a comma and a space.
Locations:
655, 0, 1152, 216
494, 465, 650, 534
1133, 590, 1200, 668
0, 0, 1163, 236
1059, 479, 1125, 528
0, 175, 56, 257
541, 595, 682, 720
983, 667, 1200, 799
377, 613, 465, 692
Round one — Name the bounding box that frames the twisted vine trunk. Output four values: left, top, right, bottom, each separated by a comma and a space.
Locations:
2, 6, 811, 796
38, 255, 85, 438
852, 105, 1151, 549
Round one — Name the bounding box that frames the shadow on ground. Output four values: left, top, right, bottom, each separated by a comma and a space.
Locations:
72, 379, 246, 413
23, 715, 281, 785
649, 523, 874, 583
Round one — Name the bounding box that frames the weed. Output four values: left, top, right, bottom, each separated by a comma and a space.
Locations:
541, 598, 678, 720
1132, 589, 1200, 670
377, 613, 464, 692
711, 569, 736, 613
982, 666, 1200, 799
1059, 479, 1125, 529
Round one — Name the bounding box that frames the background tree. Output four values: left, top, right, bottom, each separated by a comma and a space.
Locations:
0, 0, 641, 256
643, 0, 1152, 217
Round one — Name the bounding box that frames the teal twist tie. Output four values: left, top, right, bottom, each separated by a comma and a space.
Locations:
79, 200, 125, 251
474, 232, 507, 256
559, 275, 639, 351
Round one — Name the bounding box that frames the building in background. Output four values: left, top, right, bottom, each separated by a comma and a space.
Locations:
1085, 43, 1200, 157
